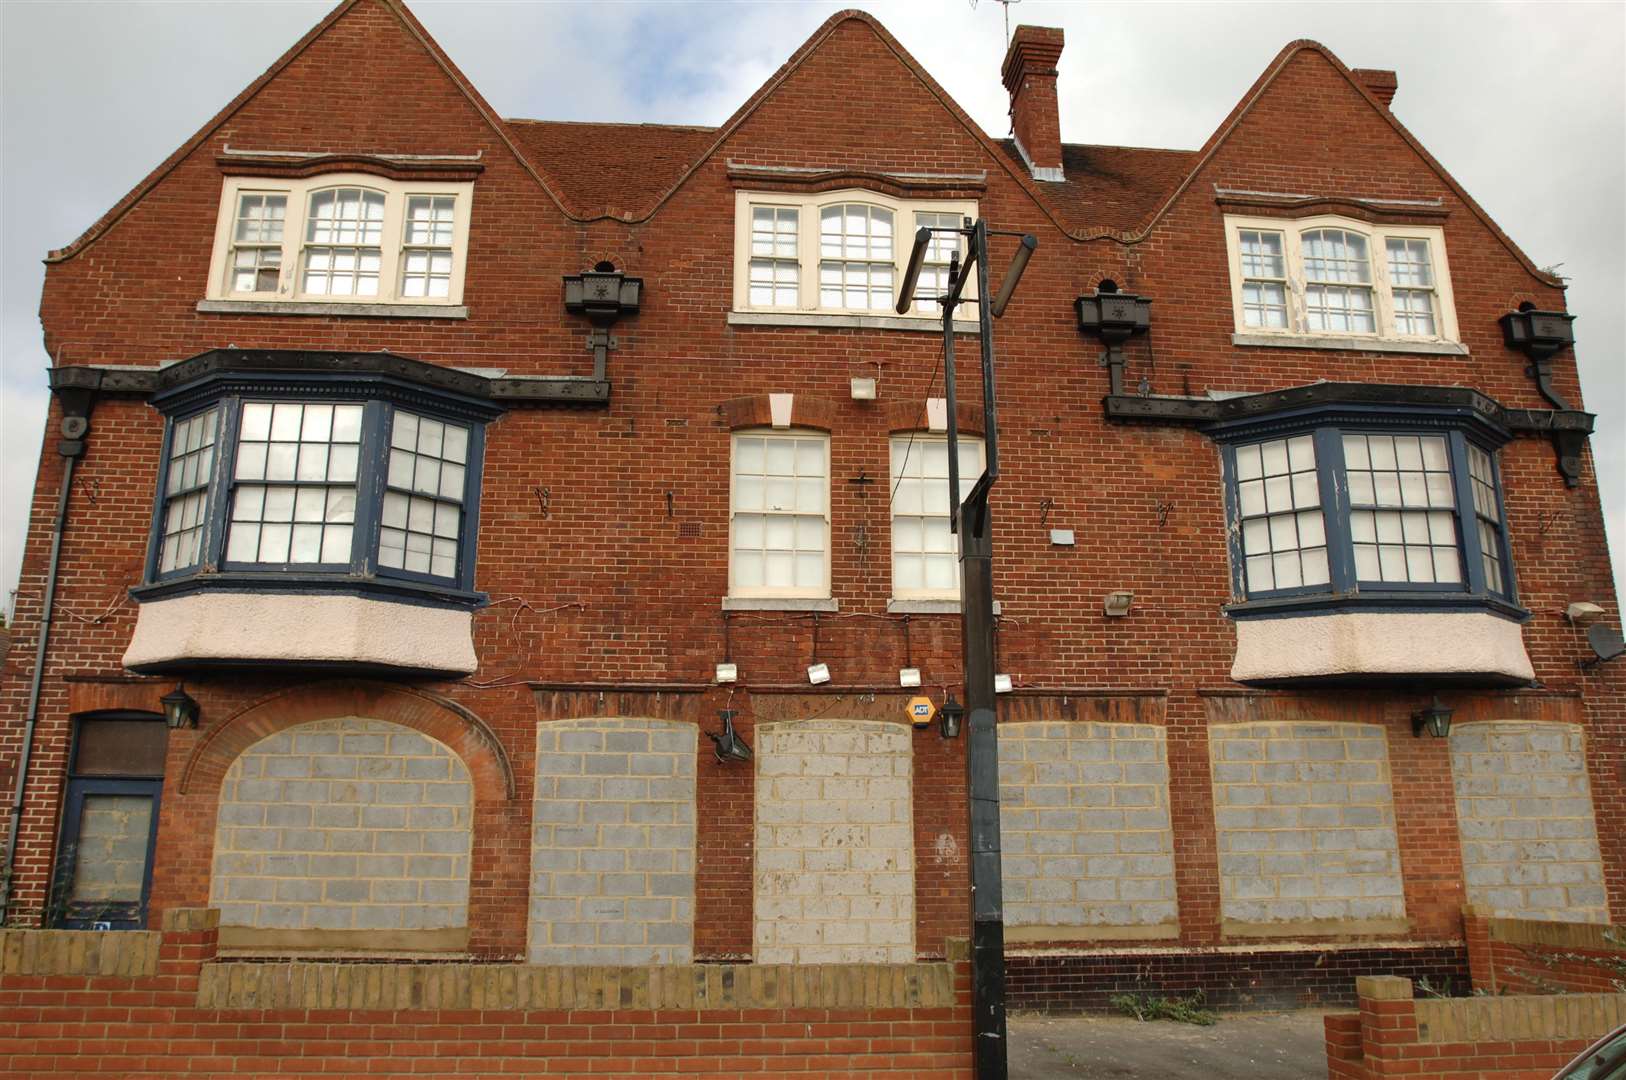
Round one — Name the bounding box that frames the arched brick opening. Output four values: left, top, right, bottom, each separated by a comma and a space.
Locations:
179, 680, 512, 800
211, 717, 473, 939
149, 681, 516, 950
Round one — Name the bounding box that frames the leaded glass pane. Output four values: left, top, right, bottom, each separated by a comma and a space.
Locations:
226, 401, 362, 566
890, 435, 981, 598
400, 195, 456, 298
733, 433, 828, 593
1343, 433, 1462, 585
913, 211, 963, 313
377, 410, 471, 579
819, 203, 894, 311
229, 193, 286, 294
1234, 435, 1328, 595
158, 408, 220, 573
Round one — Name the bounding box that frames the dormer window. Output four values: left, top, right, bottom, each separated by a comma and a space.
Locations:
206, 173, 472, 310
1224, 215, 1460, 350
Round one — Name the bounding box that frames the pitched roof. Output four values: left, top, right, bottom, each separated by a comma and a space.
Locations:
49, 5, 1560, 291
996, 140, 1195, 236
503, 120, 716, 222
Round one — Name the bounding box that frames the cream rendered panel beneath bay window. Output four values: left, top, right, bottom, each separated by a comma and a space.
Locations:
206, 173, 473, 306
731, 189, 977, 318
1222, 214, 1459, 346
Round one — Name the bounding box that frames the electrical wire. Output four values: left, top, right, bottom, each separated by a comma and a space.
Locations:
888, 335, 947, 510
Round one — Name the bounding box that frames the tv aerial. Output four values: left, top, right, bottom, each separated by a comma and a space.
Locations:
969, 0, 1023, 46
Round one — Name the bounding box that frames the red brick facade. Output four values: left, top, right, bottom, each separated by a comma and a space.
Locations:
0, 0, 1621, 1067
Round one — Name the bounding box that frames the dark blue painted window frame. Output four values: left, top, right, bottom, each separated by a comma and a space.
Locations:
1214, 403, 1521, 619
139, 371, 497, 606
49, 715, 166, 931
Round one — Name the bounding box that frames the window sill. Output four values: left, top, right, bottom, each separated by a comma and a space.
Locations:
198, 299, 469, 319
1225, 591, 1527, 622
1231, 332, 1467, 356
886, 598, 1002, 615
722, 596, 839, 612
728, 311, 979, 334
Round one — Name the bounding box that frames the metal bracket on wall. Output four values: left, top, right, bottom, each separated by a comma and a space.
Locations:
585, 330, 618, 381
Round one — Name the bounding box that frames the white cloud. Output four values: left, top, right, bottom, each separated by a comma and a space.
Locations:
3, 0, 1622, 618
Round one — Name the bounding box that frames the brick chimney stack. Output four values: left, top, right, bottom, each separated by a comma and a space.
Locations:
1353, 68, 1398, 108
1002, 25, 1066, 181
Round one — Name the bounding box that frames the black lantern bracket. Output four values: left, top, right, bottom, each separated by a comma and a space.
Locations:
1499, 306, 1591, 487
563, 264, 643, 381
1076, 282, 1153, 402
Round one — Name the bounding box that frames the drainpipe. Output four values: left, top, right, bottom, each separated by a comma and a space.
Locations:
0, 372, 96, 925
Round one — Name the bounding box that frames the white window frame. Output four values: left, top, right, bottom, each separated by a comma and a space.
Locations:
206, 174, 473, 306
732, 189, 977, 318
1222, 214, 1459, 346
728, 429, 831, 600
889, 434, 984, 601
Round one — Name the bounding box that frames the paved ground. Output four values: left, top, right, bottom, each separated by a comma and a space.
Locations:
1008, 1009, 1332, 1080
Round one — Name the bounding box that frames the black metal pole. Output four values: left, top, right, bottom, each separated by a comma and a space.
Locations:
950, 220, 1007, 1080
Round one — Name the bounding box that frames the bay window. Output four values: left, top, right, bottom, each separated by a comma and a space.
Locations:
1223, 421, 1515, 607
145, 384, 488, 596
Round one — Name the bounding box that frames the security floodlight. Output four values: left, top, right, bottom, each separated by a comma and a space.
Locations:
990, 235, 1038, 317
993, 674, 1013, 694
704, 710, 753, 764
899, 667, 922, 688
714, 662, 738, 684
807, 662, 831, 685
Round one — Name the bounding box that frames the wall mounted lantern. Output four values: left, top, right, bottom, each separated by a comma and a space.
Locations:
1412, 697, 1453, 739
939, 692, 965, 739
563, 262, 643, 381
1076, 280, 1153, 398
160, 683, 200, 730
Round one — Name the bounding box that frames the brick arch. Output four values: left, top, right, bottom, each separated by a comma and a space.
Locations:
718, 394, 839, 432
880, 398, 984, 435
179, 680, 513, 800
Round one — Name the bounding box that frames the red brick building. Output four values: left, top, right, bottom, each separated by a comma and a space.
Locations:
0, 0, 1620, 1071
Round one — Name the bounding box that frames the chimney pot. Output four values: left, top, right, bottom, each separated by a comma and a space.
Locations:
1002, 25, 1065, 181
1353, 68, 1398, 108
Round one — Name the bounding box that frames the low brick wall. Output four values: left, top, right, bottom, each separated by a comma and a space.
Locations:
0, 927, 160, 977
0, 908, 973, 1078
1465, 905, 1625, 995
1008, 942, 1469, 1012
1324, 975, 1624, 1080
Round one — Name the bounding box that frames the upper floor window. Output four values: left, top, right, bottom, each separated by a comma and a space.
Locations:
1223, 422, 1513, 606
1224, 215, 1458, 346
890, 435, 982, 599
148, 389, 487, 595
730, 431, 829, 599
733, 190, 975, 318
207, 174, 472, 307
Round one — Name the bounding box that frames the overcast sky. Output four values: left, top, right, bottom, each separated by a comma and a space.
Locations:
2, 0, 1622, 619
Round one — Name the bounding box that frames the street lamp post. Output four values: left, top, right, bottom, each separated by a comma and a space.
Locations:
898, 219, 1036, 1080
